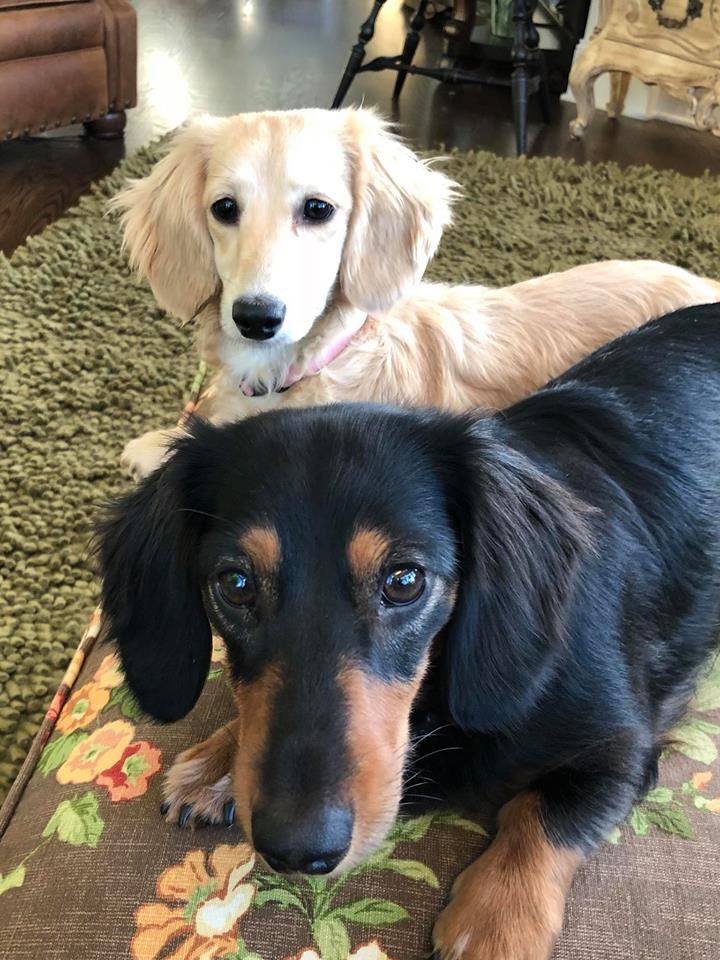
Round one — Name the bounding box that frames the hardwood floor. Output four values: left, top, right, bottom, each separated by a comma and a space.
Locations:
1, 0, 719, 256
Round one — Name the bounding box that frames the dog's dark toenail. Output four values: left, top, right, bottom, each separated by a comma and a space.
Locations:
223, 798, 236, 827
159, 801, 170, 815
179, 804, 193, 827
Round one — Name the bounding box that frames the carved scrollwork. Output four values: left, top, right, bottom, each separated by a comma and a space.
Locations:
690, 77, 720, 133
647, 0, 704, 31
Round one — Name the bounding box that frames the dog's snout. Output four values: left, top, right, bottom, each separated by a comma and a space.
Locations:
232, 296, 286, 341
251, 803, 353, 875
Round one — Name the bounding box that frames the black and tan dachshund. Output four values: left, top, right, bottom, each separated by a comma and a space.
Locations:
97, 304, 720, 960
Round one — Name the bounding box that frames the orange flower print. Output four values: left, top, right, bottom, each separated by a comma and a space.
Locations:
56, 720, 135, 785
96, 741, 162, 801
706, 798, 720, 813
56, 682, 110, 734
93, 653, 125, 689
131, 843, 256, 960
692, 771, 713, 792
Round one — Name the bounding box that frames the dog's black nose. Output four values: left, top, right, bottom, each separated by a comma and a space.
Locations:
252, 804, 352, 875
232, 296, 286, 341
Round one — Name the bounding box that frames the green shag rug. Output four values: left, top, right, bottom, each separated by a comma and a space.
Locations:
3, 143, 720, 802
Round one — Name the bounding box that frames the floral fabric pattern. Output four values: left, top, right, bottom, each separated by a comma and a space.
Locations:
0, 646, 719, 959
56, 720, 136, 785
132, 844, 256, 960
55, 683, 111, 735
96, 741, 163, 802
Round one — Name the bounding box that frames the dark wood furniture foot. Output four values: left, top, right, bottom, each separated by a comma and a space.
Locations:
84, 110, 127, 140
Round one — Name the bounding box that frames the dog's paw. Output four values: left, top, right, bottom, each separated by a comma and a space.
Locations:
121, 430, 175, 481
161, 749, 236, 829
160, 724, 239, 829
431, 859, 561, 960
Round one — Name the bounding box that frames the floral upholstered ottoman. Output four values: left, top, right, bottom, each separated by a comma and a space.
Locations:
0, 617, 719, 960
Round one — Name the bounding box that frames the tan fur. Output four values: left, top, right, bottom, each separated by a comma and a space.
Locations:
433, 792, 582, 960
114, 106, 720, 478
239, 526, 282, 575
231, 665, 282, 841
347, 526, 390, 581
161, 719, 238, 827
339, 664, 428, 868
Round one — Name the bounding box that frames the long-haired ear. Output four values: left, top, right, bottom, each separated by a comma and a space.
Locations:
110, 116, 222, 321
437, 419, 592, 733
95, 449, 212, 722
339, 108, 457, 312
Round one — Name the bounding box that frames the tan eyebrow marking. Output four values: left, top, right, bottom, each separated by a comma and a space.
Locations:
238, 526, 282, 574
347, 526, 390, 579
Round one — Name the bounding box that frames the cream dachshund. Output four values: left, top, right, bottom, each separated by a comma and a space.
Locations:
114, 107, 720, 478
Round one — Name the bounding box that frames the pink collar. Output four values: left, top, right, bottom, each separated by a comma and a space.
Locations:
240, 317, 365, 398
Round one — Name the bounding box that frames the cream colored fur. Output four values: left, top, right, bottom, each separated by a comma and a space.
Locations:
113, 107, 720, 478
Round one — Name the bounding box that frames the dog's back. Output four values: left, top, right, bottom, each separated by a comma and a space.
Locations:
508, 303, 720, 500
506, 303, 720, 736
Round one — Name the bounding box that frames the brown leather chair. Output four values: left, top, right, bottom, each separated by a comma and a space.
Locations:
0, 0, 137, 141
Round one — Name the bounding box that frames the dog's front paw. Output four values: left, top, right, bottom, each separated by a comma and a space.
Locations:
161, 724, 239, 829
121, 430, 176, 481
431, 858, 562, 960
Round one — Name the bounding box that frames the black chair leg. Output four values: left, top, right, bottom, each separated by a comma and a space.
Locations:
510, 0, 536, 156
392, 0, 431, 101
512, 67, 528, 156
331, 0, 389, 108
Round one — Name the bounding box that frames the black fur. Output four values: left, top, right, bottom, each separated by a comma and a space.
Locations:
97, 304, 720, 852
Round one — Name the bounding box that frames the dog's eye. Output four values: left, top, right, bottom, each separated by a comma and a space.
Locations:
382, 567, 425, 606
217, 569, 255, 606
211, 197, 239, 225
303, 198, 334, 224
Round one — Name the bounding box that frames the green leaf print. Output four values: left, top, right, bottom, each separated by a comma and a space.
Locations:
42, 791, 105, 848
673, 719, 718, 764
357, 839, 397, 869
644, 787, 673, 805
629, 807, 650, 836
314, 916, 351, 960
333, 897, 409, 926
37, 731, 89, 775
432, 811, 488, 835
694, 656, 720, 712
390, 814, 434, 842
0, 865, 26, 897
107, 684, 142, 720
643, 806, 694, 839
380, 858, 440, 888
605, 825, 622, 845
254, 887, 307, 913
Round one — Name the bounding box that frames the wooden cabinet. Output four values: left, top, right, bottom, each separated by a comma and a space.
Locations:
569, 0, 720, 137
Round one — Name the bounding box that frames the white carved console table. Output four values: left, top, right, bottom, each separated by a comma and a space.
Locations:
569, 0, 720, 138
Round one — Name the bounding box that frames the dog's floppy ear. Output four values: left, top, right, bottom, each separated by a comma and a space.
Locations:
95, 444, 212, 722
340, 108, 456, 312
437, 419, 591, 733
111, 116, 222, 321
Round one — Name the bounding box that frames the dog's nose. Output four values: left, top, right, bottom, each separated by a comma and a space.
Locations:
252, 804, 353, 875
232, 296, 286, 341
